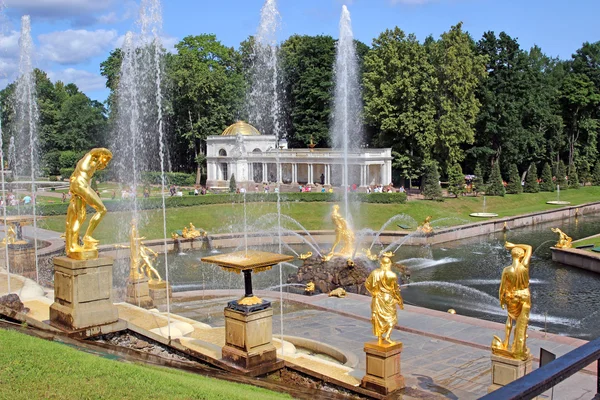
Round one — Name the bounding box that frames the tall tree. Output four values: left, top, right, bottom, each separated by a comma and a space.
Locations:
506, 164, 522, 194
523, 163, 539, 193
447, 162, 465, 197
422, 161, 443, 200
486, 161, 505, 196
539, 162, 555, 192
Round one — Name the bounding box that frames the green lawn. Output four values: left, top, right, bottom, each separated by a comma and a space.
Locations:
0, 328, 290, 400
572, 234, 600, 250
38, 186, 600, 244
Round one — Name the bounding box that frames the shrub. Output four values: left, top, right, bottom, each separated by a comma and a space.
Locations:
472, 163, 485, 196
447, 163, 465, 198
422, 161, 443, 200
229, 174, 237, 193
577, 160, 591, 186
59, 168, 75, 179
592, 162, 600, 186
539, 163, 554, 192
523, 163, 539, 193
568, 163, 579, 189
555, 160, 567, 190
506, 164, 522, 194
141, 172, 195, 186
486, 161, 505, 196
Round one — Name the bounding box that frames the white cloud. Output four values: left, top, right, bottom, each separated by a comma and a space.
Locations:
48, 68, 106, 92
114, 33, 179, 53
39, 29, 118, 65
0, 30, 20, 60
4, 0, 114, 18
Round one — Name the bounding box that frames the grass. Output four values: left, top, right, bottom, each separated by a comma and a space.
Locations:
571, 234, 600, 250
0, 328, 290, 400
37, 186, 600, 244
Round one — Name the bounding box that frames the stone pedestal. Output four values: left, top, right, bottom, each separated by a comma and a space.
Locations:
50, 256, 119, 331
125, 277, 154, 309
488, 354, 533, 393
148, 280, 172, 306
361, 341, 406, 395
6, 243, 36, 280
221, 306, 281, 375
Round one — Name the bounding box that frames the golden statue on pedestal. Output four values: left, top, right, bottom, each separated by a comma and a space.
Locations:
117, 220, 163, 283
417, 216, 433, 235
491, 242, 532, 360
2, 225, 26, 246
551, 228, 572, 249
171, 222, 205, 239
298, 251, 312, 260
365, 254, 404, 345
322, 204, 355, 261
65, 148, 112, 260
305, 282, 315, 294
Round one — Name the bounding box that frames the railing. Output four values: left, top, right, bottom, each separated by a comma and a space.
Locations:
481, 337, 600, 400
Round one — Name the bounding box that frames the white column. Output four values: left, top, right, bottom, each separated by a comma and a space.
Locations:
262, 163, 267, 183
360, 164, 365, 187
325, 165, 330, 185
385, 161, 392, 185
365, 165, 370, 186
308, 164, 313, 184
380, 164, 385, 185
292, 163, 298, 183
277, 163, 283, 183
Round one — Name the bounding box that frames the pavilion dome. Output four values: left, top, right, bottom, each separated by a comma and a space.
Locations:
220, 121, 261, 136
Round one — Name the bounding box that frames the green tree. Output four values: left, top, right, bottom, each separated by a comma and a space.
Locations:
577, 159, 591, 186
523, 164, 539, 193
422, 161, 443, 200
447, 163, 465, 197
486, 161, 505, 196
363, 27, 437, 166
539, 163, 555, 192
472, 163, 485, 196
425, 22, 487, 168
169, 35, 245, 184
556, 160, 568, 189
568, 163, 579, 189
592, 162, 600, 186
229, 173, 236, 193
506, 164, 522, 194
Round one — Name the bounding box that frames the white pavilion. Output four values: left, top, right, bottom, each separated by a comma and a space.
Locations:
205, 121, 392, 190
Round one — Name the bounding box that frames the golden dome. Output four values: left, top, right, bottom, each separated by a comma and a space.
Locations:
220, 121, 261, 136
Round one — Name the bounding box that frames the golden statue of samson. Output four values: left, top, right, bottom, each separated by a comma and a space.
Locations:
322, 204, 355, 261
65, 148, 112, 260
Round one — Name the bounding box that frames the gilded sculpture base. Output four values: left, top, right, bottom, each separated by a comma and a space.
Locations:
49, 256, 119, 331
361, 341, 405, 395
125, 277, 154, 309
488, 353, 533, 393
221, 306, 283, 376
67, 248, 98, 261
148, 280, 172, 306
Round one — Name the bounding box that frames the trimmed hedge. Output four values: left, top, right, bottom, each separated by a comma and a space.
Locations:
7, 192, 407, 216
141, 172, 196, 186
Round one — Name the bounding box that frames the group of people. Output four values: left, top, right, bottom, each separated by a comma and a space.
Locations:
366, 184, 397, 193
0, 192, 25, 207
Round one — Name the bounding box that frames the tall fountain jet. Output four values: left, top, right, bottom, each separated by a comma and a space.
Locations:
14, 15, 40, 282
331, 5, 363, 221
247, 0, 281, 139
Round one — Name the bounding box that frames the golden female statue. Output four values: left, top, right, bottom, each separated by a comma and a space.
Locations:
365, 255, 404, 345
325, 204, 355, 259
118, 219, 163, 283
551, 228, 572, 249
491, 242, 532, 360
65, 148, 112, 259
418, 216, 433, 234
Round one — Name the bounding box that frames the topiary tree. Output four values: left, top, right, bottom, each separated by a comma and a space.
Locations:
447, 163, 465, 198
555, 160, 567, 190
592, 162, 600, 186
506, 164, 522, 194
486, 161, 505, 196
472, 163, 485, 197
539, 163, 554, 192
577, 160, 591, 186
229, 173, 237, 193
422, 161, 443, 200
523, 163, 539, 193
568, 163, 579, 189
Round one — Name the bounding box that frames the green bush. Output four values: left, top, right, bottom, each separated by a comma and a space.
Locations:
229, 174, 237, 193
568, 163, 579, 189
447, 163, 465, 198
473, 163, 485, 196
506, 164, 522, 194
523, 163, 539, 193
486, 162, 505, 196
59, 168, 74, 179
6, 191, 408, 216
141, 171, 195, 186
540, 163, 554, 192
592, 162, 600, 186
577, 159, 591, 186
422, 161, 443, 200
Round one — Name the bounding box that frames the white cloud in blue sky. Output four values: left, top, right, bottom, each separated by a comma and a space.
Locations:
39, 29, 118, 64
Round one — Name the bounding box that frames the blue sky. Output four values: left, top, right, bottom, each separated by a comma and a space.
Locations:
1, 0, 599, 102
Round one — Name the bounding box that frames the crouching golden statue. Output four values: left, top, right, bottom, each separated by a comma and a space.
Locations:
65, 148, 112, 260
551, 228, 572, 249
491, 242, 532, 360
365, 254, 404, 345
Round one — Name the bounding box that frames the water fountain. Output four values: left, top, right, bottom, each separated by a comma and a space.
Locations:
546, 184, 571, 205
470, 195, 499, 217
331, 5, 362, 221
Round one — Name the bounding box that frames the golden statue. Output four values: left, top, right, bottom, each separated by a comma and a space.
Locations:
117, 220, 163, 283
65, 148, 112, 260
363, 248, 379, 261
171, 223, 205, 239
2, 225, 26, 245
551, 228, 572, 249
491, 242, 532, 360
298, 251, 312, 260
329, 287, 347, 298
305, 282, 315, 294
417, 216, 433, 234
323, 204, 355, 261
365, 255, 404, 345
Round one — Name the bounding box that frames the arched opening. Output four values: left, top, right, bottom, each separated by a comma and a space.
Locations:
252, 148, 262, 153
219, 149, 227, 157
